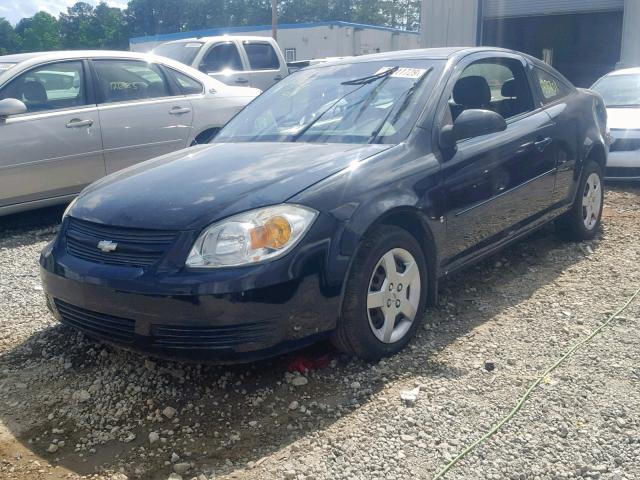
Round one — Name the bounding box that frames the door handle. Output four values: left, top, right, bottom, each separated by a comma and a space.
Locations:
169, 106, 191, 115
534, 137, 553, 152
234, 78, 249, 84
66, 118, 93, 128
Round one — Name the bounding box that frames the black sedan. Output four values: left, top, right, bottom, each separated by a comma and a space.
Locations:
40, 47, 608, 362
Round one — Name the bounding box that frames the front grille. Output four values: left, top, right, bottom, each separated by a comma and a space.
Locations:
65, 217, 177, 268
605, 166, 640, 178
610, 137, 640, 152
151, 322, 274, 350
54, 299, 135, 343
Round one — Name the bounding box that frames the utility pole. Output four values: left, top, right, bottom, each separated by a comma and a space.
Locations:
271, 0, 278, 41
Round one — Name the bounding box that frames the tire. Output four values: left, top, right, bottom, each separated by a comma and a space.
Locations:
332, 225, 428, 361
556, 159, 604, 241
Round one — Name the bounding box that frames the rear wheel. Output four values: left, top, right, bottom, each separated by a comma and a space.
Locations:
556, 160, 604, 241
332, 226, 428, 360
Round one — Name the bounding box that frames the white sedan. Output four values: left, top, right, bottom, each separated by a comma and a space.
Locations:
591, 68, 640, 180
0, 50, 260, 216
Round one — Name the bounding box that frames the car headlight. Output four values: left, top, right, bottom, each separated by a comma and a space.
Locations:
186, 204, 318, 268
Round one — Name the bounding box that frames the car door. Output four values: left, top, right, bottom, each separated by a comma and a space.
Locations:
91, 58, 194, 174
197, 41, 250, 88
530, 66, 581, 205
239, 40, 285, 90
0, 59, 105, 208
439, 54, 558, 263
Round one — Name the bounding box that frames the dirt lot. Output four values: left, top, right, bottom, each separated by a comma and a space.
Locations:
1, 185, 639, 480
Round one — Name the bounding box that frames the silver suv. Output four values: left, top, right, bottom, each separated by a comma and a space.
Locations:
0, 50, 260, 216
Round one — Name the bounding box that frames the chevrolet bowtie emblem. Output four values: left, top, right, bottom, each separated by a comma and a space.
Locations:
97, 240, 118, 252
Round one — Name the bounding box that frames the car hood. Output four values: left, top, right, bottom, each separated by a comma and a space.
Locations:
607, 107, 640, 130
71, 142, 390, 230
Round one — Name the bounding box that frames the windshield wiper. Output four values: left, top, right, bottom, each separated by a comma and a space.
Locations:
291, 69, 397, 142
368, 67, 433, 143
341, 66, 399, 86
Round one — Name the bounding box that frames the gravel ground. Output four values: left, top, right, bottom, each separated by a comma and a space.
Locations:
0, 185, 639, 480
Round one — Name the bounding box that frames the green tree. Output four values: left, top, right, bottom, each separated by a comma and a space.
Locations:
0, 17, 18, 54
92, 2, 129, 49
15, 12, 62, 52
59, 2, 98, 49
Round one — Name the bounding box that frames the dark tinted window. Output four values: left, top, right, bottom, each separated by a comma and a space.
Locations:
0, 61, 86, 113
535, 68, 572, 104
201, 43, 243, 72
244, 42, 280, 70
170, 69, 204, 95
449, 58, 534, 121
93, 60, 171, 103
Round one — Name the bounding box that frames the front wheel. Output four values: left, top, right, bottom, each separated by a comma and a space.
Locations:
332, 226, 428, 360
556, 160, 604, 241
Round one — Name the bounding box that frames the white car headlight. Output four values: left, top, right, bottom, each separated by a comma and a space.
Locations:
186, 204, 318, 268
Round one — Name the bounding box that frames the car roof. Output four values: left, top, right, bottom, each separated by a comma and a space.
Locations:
0, 49, 233, 91
309, 46, 532, 66
606, 67, 640, 77
0, 50, 163, 64
159, 35, 271, 45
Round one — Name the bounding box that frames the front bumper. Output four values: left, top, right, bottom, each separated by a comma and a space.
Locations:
606, 131, 640, 180
40, 220, 342, 362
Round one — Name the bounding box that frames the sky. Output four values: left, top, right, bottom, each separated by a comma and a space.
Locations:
0, 0, 128, 25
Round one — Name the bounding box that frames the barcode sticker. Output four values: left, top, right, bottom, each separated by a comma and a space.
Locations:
375, 67, 427, 79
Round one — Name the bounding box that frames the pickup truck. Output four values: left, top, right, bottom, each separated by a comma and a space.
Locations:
153, 36, 288, 91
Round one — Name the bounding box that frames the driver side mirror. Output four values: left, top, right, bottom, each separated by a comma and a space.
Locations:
0, 98, 27, 120
439, 109, 507, 150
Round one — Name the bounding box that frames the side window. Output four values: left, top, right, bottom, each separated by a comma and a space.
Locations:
93, 60, 171, 104
0, 61, 86, 113
170, 69, 204, 95
201, 43, 243, 72
449, 58, 534, 121
244, 42, 280, 70
535, 68, 572, 104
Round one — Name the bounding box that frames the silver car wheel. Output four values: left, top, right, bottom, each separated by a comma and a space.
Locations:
582, 172, 602, 230
366, 248, 421, 344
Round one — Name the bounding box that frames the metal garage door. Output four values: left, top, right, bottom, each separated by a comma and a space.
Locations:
483, 0, 624, 18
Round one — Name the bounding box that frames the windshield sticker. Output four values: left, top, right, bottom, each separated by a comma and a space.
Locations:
185, 43, 202, 48
375, 67, 428, 79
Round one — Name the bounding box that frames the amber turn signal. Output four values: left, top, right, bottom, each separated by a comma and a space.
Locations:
250, 216, 292, 250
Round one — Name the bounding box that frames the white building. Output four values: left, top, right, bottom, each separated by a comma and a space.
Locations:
421, 0, 640, 87
130, 21, 420, 61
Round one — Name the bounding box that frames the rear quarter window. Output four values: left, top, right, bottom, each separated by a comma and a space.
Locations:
535, 68, 573, 104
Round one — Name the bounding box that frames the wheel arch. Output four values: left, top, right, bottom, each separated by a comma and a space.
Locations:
340, 206, 440, 308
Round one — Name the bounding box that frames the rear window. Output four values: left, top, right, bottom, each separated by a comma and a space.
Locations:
243, 42, 280, 70
153, 42, 204, 65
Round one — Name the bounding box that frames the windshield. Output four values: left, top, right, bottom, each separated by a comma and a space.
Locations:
592, 73, 640, 107
216, 60, 440, 145
0, 63, 17, 73
153, 41, 204, 65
